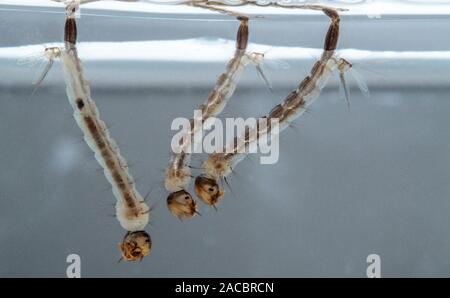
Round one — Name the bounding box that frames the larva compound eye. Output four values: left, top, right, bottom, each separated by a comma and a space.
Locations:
167, 190, 198, 220
119, 231, 151, 262
194, 175, 224, 207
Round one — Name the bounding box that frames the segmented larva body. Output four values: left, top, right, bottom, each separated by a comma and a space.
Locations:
165, 16, 264, 220
194, 6, 349, 207
60, 50, 150, 231
58, 2, 150, 261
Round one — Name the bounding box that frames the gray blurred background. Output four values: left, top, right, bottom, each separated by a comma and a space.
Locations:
0, 2, 450, 277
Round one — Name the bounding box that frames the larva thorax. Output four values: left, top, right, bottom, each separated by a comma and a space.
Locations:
119, 231, 151, 262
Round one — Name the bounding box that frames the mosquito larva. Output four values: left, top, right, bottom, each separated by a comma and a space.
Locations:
194, 6, 365, 208
41, 1, 151, 261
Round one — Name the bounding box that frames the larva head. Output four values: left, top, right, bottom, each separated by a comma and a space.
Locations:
167, 190, 198, 220
194, 175, 224, 207
119, 231, 151, 262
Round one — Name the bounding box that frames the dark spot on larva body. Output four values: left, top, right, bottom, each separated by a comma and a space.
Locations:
76, 98, 84, 110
